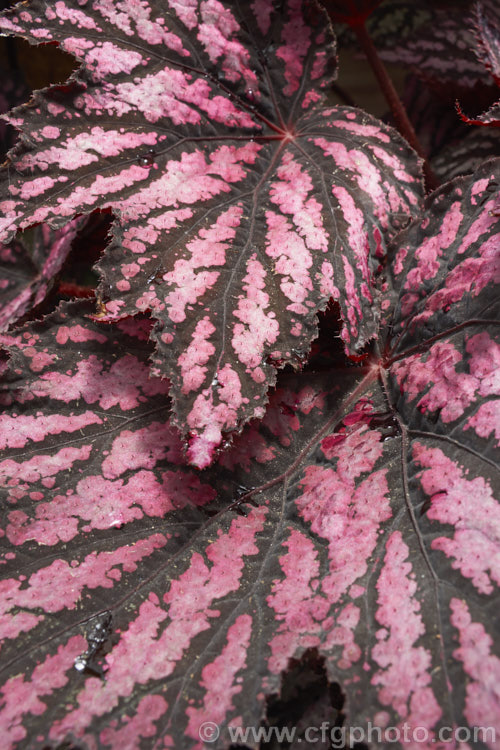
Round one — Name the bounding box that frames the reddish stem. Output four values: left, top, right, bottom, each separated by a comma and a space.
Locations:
352, 21, 439, 192
58, 281, 95, 298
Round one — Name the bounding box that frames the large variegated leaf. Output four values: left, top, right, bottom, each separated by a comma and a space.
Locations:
0, 0, 424, 466
0, 59, 84, 332
0, 164, 498, 749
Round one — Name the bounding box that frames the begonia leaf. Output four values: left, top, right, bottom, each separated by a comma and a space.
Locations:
0, 163, 498, 749
0, 0, 424, 466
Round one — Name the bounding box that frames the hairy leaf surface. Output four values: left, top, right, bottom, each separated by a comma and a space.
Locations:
0, 166, 498, 748
0, 0, 424, 465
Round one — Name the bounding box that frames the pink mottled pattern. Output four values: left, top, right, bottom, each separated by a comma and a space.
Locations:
0, 0, 424, 465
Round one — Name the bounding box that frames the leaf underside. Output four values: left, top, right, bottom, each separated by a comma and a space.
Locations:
0, 0, 424, 466
0, 162, 499, 749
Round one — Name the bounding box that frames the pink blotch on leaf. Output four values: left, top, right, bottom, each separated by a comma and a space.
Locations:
266, 529, 326, 674
232, 255, 279, 369
99, 695, 168, 748
450, 599, 500, 736
372, 532, 441, 729
413, 442, 500, 594
0, 637, 85, 748
178, 317, 216, 394
392, 341, 480, 423
186, 614, 252, 740
297, 425, 391, 602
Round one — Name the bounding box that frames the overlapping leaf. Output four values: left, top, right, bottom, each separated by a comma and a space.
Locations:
0, 301, 358, 748
0, 303, 215, 668
0, 0, 424, 466
458, 2, 500, 126
473, 0, 500, 86
386, 158, 500, 352
374, 0, 497, 88
385, 161, 500, 507
0, 218, 84, 331
432, 128, 500, 181
0, 164, 498, 749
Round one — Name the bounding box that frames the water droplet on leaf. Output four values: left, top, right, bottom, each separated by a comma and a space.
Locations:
137, 149, 156, 167
74, 658, 86, 672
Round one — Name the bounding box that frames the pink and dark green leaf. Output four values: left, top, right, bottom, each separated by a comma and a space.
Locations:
0, 0, 424, 466
141, 101, 422, 467
384, 161, 500, 462
0, 218, 85, 331
0, 359, 438, 746
385, 159, 500, 353
380, 163, 500, 605
0, 57, 83, 332
0, 301, 358, 748
0, 302, 220, 664
1, 290, 499, 745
